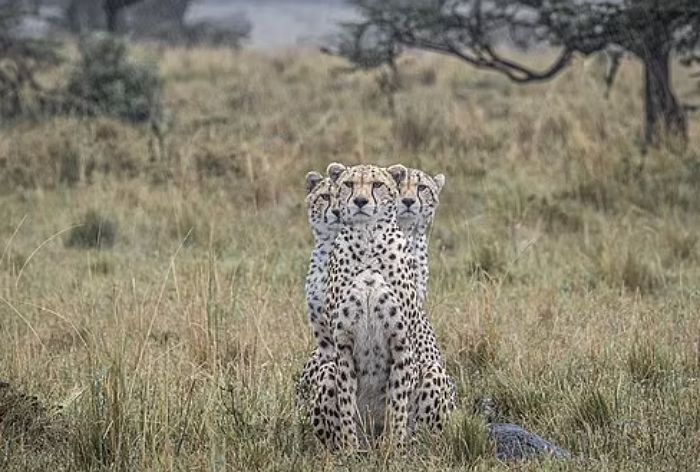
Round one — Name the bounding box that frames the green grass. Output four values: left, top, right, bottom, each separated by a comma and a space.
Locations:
1, 46, 700, 470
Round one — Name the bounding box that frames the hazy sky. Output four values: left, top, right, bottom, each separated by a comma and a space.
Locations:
188, 0, 357, 49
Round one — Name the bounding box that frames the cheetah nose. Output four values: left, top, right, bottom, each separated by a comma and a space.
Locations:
402, 197, 416, 208
353, 197, 369, 208
331, 208, 341, 218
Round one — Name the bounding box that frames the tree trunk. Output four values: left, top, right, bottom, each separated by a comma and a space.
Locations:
642, 46, 687, 148
104, 0, 144, 33
104, 2, 119, 33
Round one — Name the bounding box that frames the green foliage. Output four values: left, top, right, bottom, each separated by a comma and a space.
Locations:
66, 34, 162, 123
329, 21, 400, 70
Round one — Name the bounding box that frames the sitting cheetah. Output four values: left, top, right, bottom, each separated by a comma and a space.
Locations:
392, 169, 456, 434
297, 164, 454, 449
302, 172, 342, 364
395, 168, 445, 307
295, 172, 342, 441
322, 162, 420, 449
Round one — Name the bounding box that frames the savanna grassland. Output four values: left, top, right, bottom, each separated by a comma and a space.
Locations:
1, 45, 700, 471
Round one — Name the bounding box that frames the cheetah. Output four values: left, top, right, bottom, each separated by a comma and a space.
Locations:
297, 164, 454, 449
322, 162, 420, 449
302, 172, 342, 364
392, 169, 455, 434
295, 172, 342, 436
395, 168, 445, 308
298, 168, 447, 410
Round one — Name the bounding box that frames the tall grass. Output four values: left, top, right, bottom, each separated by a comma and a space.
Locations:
1, 46, 699, 470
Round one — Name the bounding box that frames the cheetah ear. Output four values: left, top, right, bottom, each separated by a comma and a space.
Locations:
433, 173, 445, 194
386, 164, 407, 186
326, 162, 346, 183
305, 171, 323, 194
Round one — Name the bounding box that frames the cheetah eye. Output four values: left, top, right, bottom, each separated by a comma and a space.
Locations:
372, 182, 384, 190
320, 193, 330, 201
417, 184, 428, 192
343, 181, 354, 189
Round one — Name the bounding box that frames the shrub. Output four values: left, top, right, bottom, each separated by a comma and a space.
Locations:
0, 7, 62, 119
66, 34, 162, 123
65, 210, 117, 250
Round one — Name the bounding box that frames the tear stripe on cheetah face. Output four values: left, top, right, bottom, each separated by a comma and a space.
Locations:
395, 168, 445, 307
396, 168, 445, 235
306, 171, 342, 241
332, 164, 404, 226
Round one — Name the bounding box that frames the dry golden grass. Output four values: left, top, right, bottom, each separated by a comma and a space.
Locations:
1, 45, 700, 470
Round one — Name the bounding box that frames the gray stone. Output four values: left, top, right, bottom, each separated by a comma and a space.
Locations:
488, 422, 571, 462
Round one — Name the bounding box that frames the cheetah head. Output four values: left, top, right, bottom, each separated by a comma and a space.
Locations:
305, 171, 341, 238
327, 162, 406, 226
395, 168, 445, 233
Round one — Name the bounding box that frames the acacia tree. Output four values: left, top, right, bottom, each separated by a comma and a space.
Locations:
340, 0, 700, 147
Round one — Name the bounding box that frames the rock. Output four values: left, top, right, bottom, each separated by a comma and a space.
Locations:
474, 396, 571, 463
488, 422, 571, 462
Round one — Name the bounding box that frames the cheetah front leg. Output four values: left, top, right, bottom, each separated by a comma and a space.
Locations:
334, 332, 359, 450
410, 362, 455, 434
311, 360, 340, 448
385, 305, 415, 447
296, 350, 321, 411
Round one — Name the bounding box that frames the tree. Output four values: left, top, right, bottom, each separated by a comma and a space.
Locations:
322, 22, 403, 113
103, 0, 144, 33
0, 2, 61, 118
127, 0, 251, 48
65, 0, 104, 33
63, 0, 250, 48
66, 34, 163, 123
66, 0, 147, 34
339, 0, 700, 148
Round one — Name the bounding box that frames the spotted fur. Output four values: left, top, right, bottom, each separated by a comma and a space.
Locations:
395, 168, 445, 308
393, 169, 455, 434
325, 163, 421, 449
304, 172, 341, 362
298, 164, 455, 450
296, 172, 341, 415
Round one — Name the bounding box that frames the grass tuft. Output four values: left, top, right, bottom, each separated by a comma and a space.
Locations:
441, 410, 490, 467
570, 388, 614, 430
65, 210, 118, 250
627, 340, 671, 386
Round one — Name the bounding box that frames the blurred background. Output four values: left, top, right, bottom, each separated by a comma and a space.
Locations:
8, 0, 359, 48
